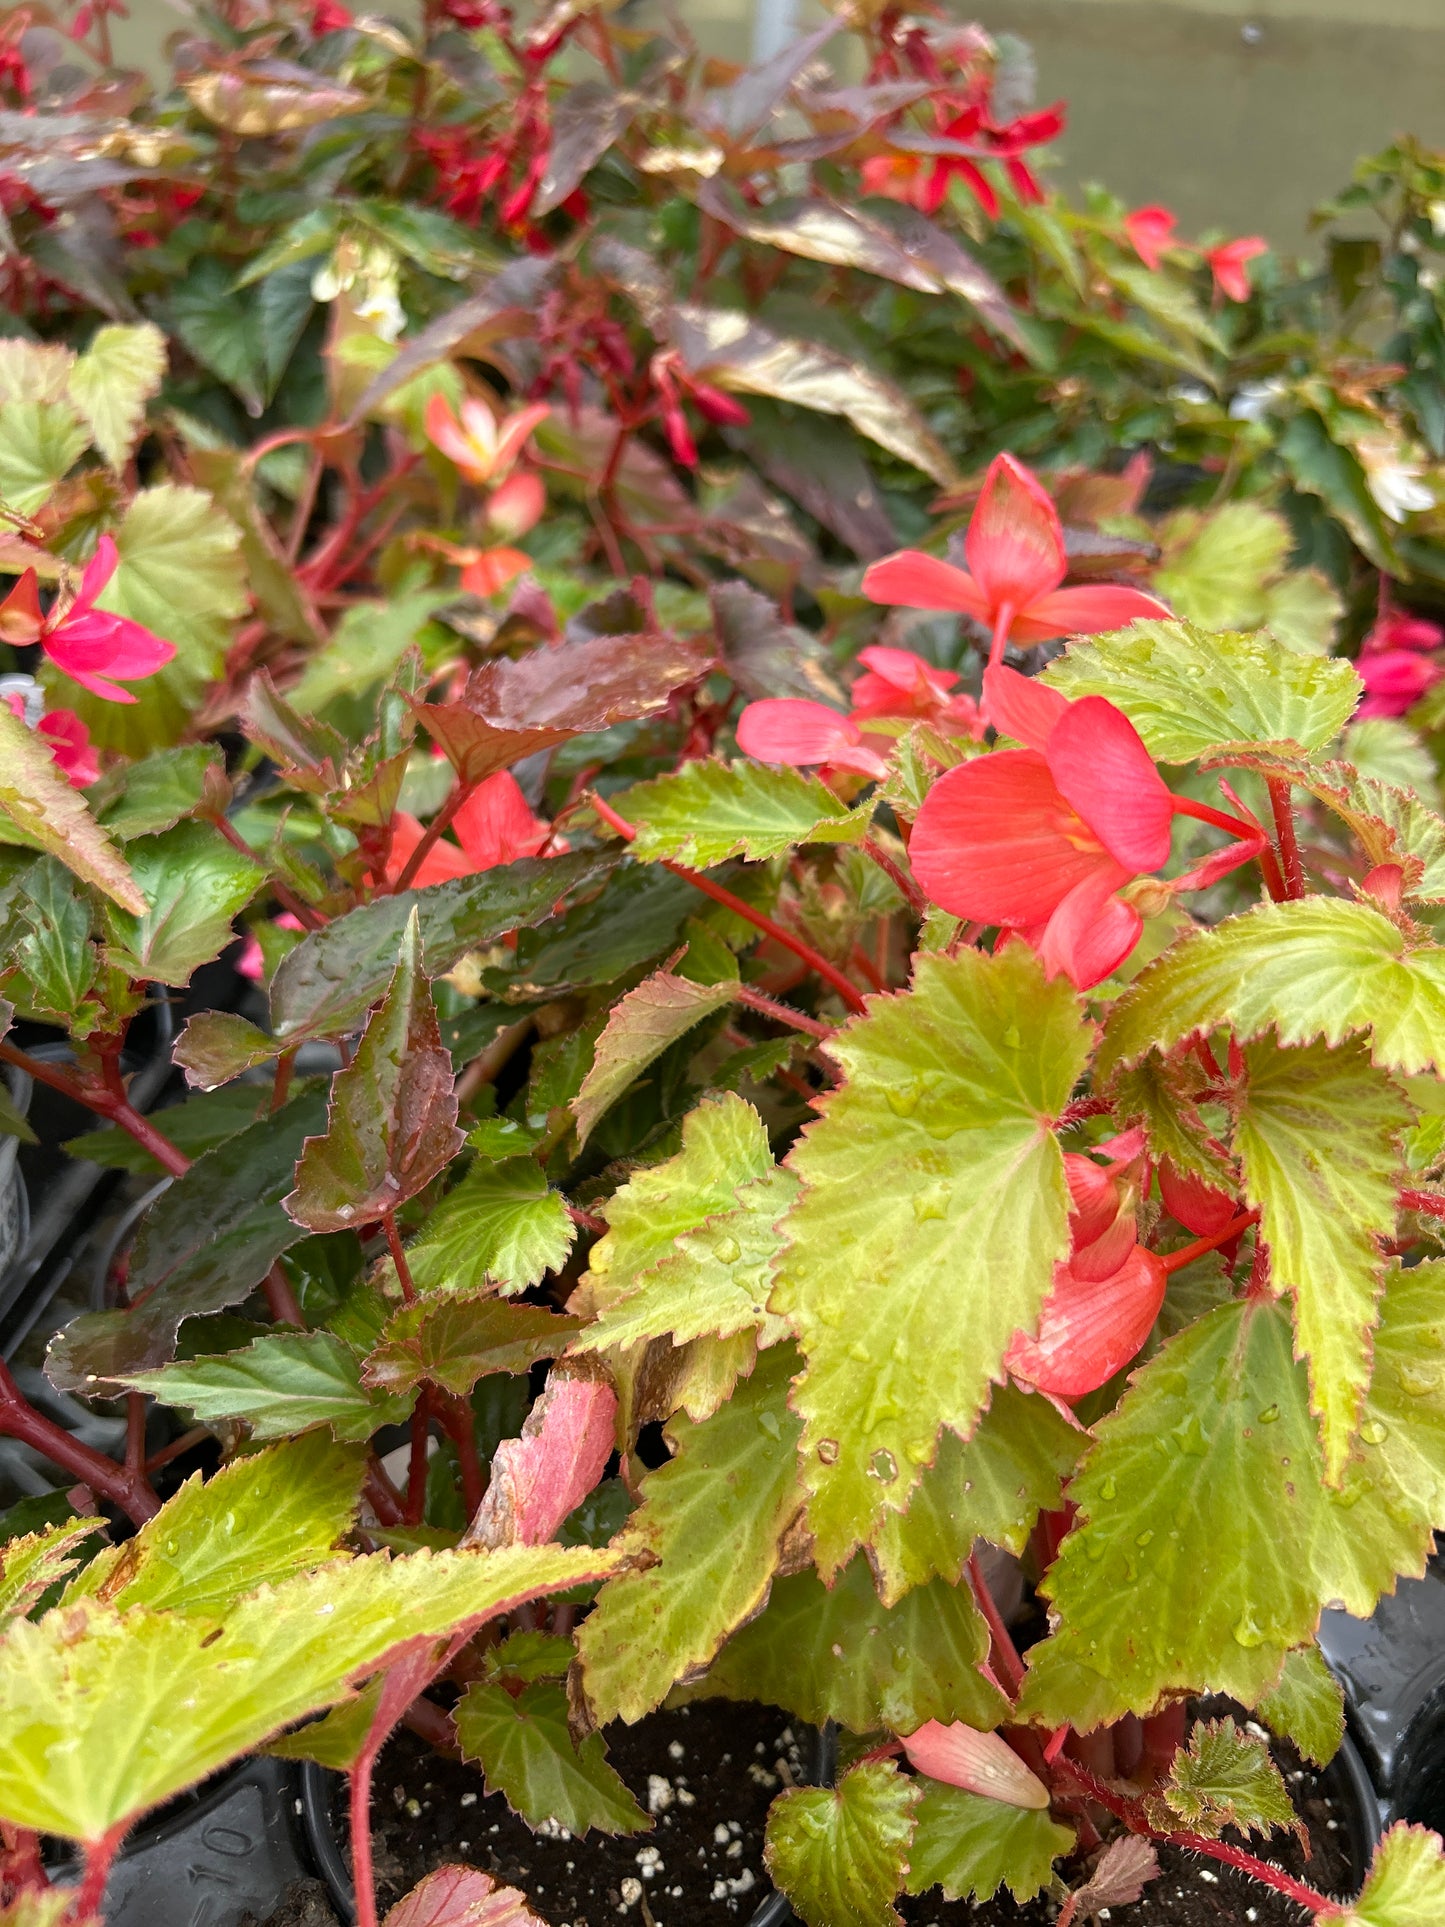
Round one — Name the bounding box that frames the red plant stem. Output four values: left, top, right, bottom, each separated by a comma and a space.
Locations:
404, 1393, 430, 1527
0, 1361, 160, 1524
365, 1459, 406, 1527
733, 984, 833, 1040
435, 1394, 485, 1520
286, 450, 325, 564
389, 778, 476, 894
1159, 1208, 1260, 1276
967, 1550, 1025, 1698
144, 1425, 209, 1476
349, 1753, 380, 1927
1192, 1034, 1224, 1081
383, 1211, 418, 1306
402, 1695, 462, 1758
588, 792, 868, 1016
261, 1261, 305, 1327
208, 815, 325, 931
0, 1030, 195, 1181
1055, 1759, 1331, 1916
1267, 777, 1307, 900
849, 943, 888, 994
1402, 1188, 1445, 1218
1170, 795, 1261, 841
861, 836, 928, 916
271, 1048, 297, 1116
1058, 1096, 1113, 1129
567, 1204, 607, 1234
74, 1822, 127, 1919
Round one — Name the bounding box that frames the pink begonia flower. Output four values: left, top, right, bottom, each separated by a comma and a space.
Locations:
1206, 236, 1268, 303
424, 392, 550, 487
485, 469, 545, 542
735, 699, 893, 783
1354, 602, 1445, 718
0, 536, 175, 703
237, 912, 306, 983
848, 645, 983, 736
862, 452, 1170, 670
1125, 205, 1176, 273
385, 770, 556, 888
3, 694, 98, 787
460, 546, 534, 598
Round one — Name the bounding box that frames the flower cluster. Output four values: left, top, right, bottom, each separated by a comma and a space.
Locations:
1355, 599, 1445, 717
1125, 204, 1269, 303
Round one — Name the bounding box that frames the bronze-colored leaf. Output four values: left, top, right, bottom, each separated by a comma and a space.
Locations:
184, 69, 368, 137
532, 82, 633, 217
696, 182, 940, 293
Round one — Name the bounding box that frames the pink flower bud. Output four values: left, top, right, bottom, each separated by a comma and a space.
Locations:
902, 1723, 1051, 1809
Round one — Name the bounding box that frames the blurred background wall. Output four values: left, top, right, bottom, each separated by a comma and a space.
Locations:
110, 0, 1445, 256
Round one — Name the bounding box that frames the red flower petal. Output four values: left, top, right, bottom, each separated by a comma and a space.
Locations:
737, 698, 862, 768
980, 662, 1067, 750
453, 770, 551, 871
1063, 1152, 1124, 1248
1158, 1161, 1238, 1237
1005, 1243, 1167, 1399
68, 533, 119, 622
850, 644, 959, 720
1045, 696, 1174, 873
1036, 867, 1141, 989
385, 812, 476, 888
1011, 582, 1171, 645
964, 454, 1066, 618
909, 750, 1117, 928
461, 546, 532, 597
1124, 205, 1176, 273
860, 551, 991, 622
902, 1723, 1050, 1809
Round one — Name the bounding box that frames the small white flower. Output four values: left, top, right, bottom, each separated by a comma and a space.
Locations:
1366, 461, 1435, 523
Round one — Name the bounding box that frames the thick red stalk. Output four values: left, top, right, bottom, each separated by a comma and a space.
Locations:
1266, 777, 1306, 900
588, 792, 869, 1015
0, 1039, 190, 1180
860, 837, 928, 916
0, 1360, 159, 1524
349, 1753, 380, 1927
74, 1824, 127, 1919
404, 1393, 430, 1527
388, 777, 477, 894
1402, 1188, 1445, 1218
733, 984, 833, 1040
967, 1550, 1025, 1698
261, 1261, 305, 1328
383, 1211, 418, 1306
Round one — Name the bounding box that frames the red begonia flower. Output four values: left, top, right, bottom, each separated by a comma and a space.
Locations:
425, 392, 550, 487
460, 546, 533, 598
1158, 1160, 1239, 1238
1207, 237, 1267, 303
1125, 205, 1176, 273
485, 470, 546, 543
908, 667, 1174, 987
862, 452, 1169, 666
237, 911, 306, 984
3, 695, 97, 787
2, 536, 176, 703
735, 699, 891, 782
847, 645, 983, 736
385, 771, 554, 888
1356, 649, 1443, 719
1005, 1241, 1167, 1399
902, 1723, 1050, 1809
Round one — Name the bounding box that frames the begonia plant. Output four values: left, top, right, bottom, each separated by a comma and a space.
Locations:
3, 4, 1445, 1926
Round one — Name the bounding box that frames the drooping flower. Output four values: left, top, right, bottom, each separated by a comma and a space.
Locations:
1125, 204, 1176, 273
2, 694, 98, 787
862, 97, 1064, 218
0, 536, 175, 703
485, 470, 546, 544
460, 546, 534, 599
848, 645, 982, 735
902, 1723, 1050, 1808
1355, 599, 1445, 717
384, 771, 554, 888
1005, 1131, 1166, 1399
735, 700, 892, 783
651, 351, 751, 470
1157, 1160, 1239, 1238
862, 453, 1169, 668
425, 392, 550, 489
1206, 236, 1268, 303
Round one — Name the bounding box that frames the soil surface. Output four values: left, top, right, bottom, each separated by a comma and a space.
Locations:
274, 1703, 1363, 1927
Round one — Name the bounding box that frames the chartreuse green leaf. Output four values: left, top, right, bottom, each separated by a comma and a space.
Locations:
587, 1094, 775, 1306
67, 322, 167, 469
62, 1433, 362, 1616
47, 486, 247, 757
1234, 1035, 1410, 1481
0, 705, 144, 915
103, 821, 265, 987
618, 760, 868, 866
1043, 619, 1360, 761
454, 1680, 647, 1836
406, 1162, 574, 1297
765, 1760, 918, 1927
1020, 1262, 1445, 1732
770, 947, 1089, 1577
124, 1331, 411, 1443
1096, 900, 1445, 1081
364, 1294, 582, 1398
1109, 1052, 1235, 1187
1153, 1718, 1297, 1838
1327, 1824, 1445, 1927
576, 1346, 804, 1725
869, 1387, 1082, 1607
266, 1678, 382, 1771
695, 1554, 1007, 1735
46, 1088, 329, 1391
1257, 1645, 1345, 1767
0, 1891, 73, 1927
286, 909, 464, 1233
0, 398, 88, 515
0, 1542, 616, 1843
905, 1783, 1074, 1905
572, 1165, 799, 1357
571, 968, 736, 1148
0, 1518, 103, 1632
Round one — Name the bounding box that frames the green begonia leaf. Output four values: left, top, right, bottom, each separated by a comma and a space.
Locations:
67, 322, 167, 470
454, 1680, 647, 1836
364, 1294, 583, 1398
124, 1331, 412, 1443
1043, 619, 1360, 761
92, 746, 223, 842
0, 1518, 104, 1633
905, 1783, 1074, 1905
770, 946, 1090, 1576
0, 707, 144, 916
1326, 1823, 1445, 1926
571, 968, 736, 1148
1256, 1645, 1345, 1767
1154, 1718, 1298, 1839
617, 760, 869, 866
764, 1760, 918, 1927
406, 1161, 574, 1297
103, 821, 265, 987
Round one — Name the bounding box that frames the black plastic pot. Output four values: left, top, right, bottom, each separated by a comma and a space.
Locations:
1320, 1555, 1445, 1832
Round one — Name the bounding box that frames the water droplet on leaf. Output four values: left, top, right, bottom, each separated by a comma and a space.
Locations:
714, 1234, 741, 1265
